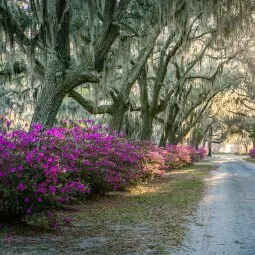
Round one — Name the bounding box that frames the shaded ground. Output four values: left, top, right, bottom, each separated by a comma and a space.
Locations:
171, 155, 255, 255
0, 163, 212, 255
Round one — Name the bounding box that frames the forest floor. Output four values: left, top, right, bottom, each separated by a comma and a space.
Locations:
0, 161, 214, 255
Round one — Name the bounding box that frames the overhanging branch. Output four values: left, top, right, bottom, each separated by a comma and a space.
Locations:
68, 90, 113, 114
65, 65, 101, 90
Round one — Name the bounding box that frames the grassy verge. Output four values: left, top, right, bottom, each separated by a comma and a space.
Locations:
65, 163, 212, 254
243, 157, 255, 164
0, 163, 213, 255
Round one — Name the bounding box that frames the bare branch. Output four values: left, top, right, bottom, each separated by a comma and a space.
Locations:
187, 50, 244, 81
68, 90, 113, 114
94, 0, 131, 71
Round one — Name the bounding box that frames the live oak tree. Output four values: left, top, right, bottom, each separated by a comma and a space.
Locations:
67, 0, 253, 138
0, 0, 131, 128
0, 0, 254, 146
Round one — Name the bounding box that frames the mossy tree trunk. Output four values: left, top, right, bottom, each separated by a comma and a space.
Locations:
31, 0, 129, 128
207, 125, 213, 157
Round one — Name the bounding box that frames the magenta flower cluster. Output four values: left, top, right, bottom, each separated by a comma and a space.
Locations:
0, 119, 149, 219
0, 116, 207, 223
196, 147, 208, 160
164, 144, 206, 169
135, 140, 167, 176
136, 141, 207, 170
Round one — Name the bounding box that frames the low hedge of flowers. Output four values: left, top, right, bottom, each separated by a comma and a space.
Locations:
0, 116, 207, 224
197, 147, 208, 160
164, 145, 207, 169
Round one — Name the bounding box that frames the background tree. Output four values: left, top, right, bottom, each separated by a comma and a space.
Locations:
0, 0, 255, 150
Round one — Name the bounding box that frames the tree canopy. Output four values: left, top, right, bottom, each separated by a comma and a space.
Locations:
1, 0, 255, 147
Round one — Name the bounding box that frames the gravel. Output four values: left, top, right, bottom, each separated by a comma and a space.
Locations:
171, 155, 255, 255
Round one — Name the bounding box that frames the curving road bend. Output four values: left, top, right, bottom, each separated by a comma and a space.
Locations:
171, 155, 255, 255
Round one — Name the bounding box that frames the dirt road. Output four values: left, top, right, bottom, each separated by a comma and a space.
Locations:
172, 155, 255, 255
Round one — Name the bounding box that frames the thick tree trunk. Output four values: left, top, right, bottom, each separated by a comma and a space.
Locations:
140, 112, 153, 140
190, 128, 202, 149
208, 140, 212, 157
159, 122, 177, 147
160, 122, 177, 146
138, 65, 154, 141
207, 125, 213, 157
245, 145, 248, 155
31, 53, 101, 129
31, 58, 67, 128
32, 0, 70, 128
168, 132, 178, 145
32, 86, 65, 128
159, 132, 167, 147
159, 131, 178, 146
110, 104, 127, 133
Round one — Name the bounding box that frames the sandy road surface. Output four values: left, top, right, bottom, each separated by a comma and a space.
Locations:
172, 155, 255, 255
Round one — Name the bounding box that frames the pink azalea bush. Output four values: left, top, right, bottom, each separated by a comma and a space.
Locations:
164, 144, 202, 169
135, 141, 166, 177
249, 148, 255, 158
197, 147, 208, 159
0, 116, 207, 223
0, 123, 90, 221
0, 118, 148, 221
136, 142, 206, 171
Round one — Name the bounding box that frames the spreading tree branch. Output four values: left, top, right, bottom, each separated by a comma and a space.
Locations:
68, 90, 113, 114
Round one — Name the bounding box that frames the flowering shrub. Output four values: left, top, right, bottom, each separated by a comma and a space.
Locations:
164, 144, 203, 169
70, 125, 147, 193
0, 119, 148, 221
0, 124, 91, 221
0, 116, 207, 223
136, 142, 207, 171
197, 147, 208, 159
135, 141, 166, 177
249, 148, 255, 158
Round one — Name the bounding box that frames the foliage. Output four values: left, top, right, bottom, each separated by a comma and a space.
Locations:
135, 141, 167, 176
0, 117, 206, 225
0, 118, 148, 222
197, 147, 208, 159
0, 120, 90, 222
249, 124, 255, 140
1, 0, 252, 144
164, 145, 200, 169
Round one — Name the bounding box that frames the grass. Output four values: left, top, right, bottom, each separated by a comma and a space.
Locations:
243, 157, 255, 163
69, 163, 213, 253
0, 163, 213, 255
